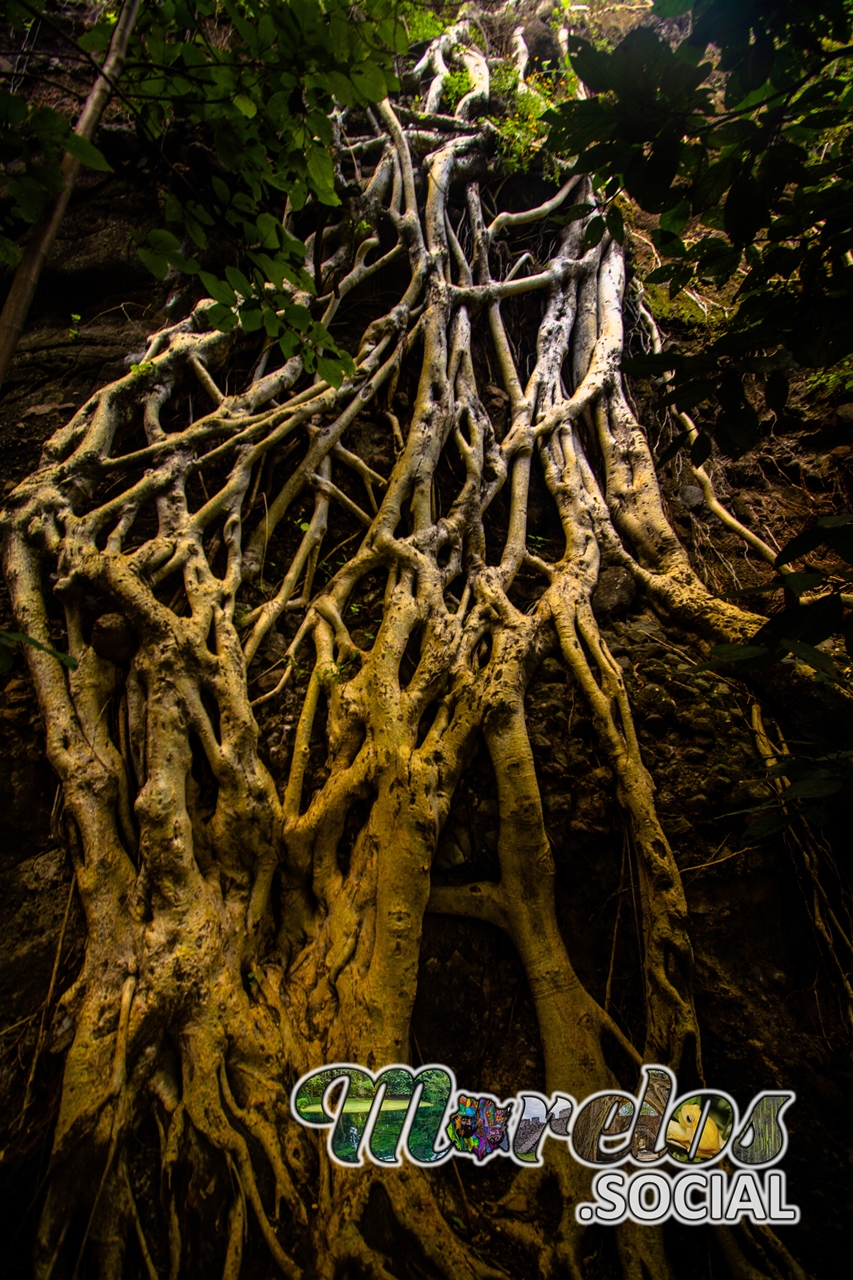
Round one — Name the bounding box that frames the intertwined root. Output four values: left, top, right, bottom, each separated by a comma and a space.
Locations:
1, 13, 812, 1279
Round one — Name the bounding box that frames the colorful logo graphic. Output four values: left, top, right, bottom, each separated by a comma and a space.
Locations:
290, 1063, 799, 1227
445, 1094, 513, 1161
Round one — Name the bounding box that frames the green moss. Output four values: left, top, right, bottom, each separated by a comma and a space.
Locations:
442, 66, 473, 112
494, 85, 549, 175
490, 61, 519, 101
642, 282, 717, 327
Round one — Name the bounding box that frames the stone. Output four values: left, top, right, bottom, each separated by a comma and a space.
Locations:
90, 613, 137, 664
678, 483, 705, 511
591, 567, 636, 617
435, 837, 465, 869
636, 684, 677, 721
523, 18, 561, 68
730, 495, 755, 524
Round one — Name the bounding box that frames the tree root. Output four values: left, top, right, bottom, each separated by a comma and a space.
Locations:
0, 12, 829, 1278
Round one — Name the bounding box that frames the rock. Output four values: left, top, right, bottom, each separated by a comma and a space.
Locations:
628, 614, 663, 636
678, 483, 705, 511
635, 684, 677, 721
90, 613, 137, 664
592, 567, 636, 617
729, 494, 755, 524
522, 18, 561, 68
435, 839, 465, 869
544, 794, 572, 815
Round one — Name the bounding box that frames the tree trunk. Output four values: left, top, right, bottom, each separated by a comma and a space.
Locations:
0, 13, 837, 1279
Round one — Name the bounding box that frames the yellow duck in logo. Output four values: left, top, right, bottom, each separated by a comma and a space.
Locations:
666, 1104, 723, 1159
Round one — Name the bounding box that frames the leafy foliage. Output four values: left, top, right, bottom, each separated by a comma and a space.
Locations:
399, 0, 451, 45
736, 739, 853, 843
544, 1, 853, 680
1, 0, 407, 380
701, 515, 853, 682
545, 0, 853, 459
0, 1, 114, 266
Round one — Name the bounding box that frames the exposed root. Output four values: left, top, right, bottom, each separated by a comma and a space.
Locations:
0, 12, 826, 1278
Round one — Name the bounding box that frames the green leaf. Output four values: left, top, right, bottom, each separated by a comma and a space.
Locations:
149, 229, 181, 253
785, 776, 843, 799
660, 198, 691, 236
582, 216, 606, 252
208, 303, 238, 333
225, 266, 253, 297
212, 176, 231, 205
658, 431, 689, 465
306, 147, 338, 202
279, 330, 299, 359
709, 643, 770, 662
690, 433, 713, 466
317, 356, 345, 388
606, 205, 624, 245
256, 213, 282, 250
63, 133, 113, 173
0, 629, 77, 669
652, 1, 691, 15
200, 272, 237, 306
550, 203, 595, 224
234, 93, 258, 119
775, 527, 826, 567
238, 304, 265, 333
326, 71, 357, 106
77, 24, 113, 54
285, 304, 311, 330
743, 812, 788, 841
781, 639, 839, 678
0, 235, 21, 268
754, 592, 844, 650
818, 514, 853, 528
350, 61, 387, 102
138, 248, 169, 280
779, 572, 825, 596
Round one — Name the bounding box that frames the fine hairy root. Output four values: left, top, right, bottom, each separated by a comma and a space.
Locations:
1, 13, 821, 1280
